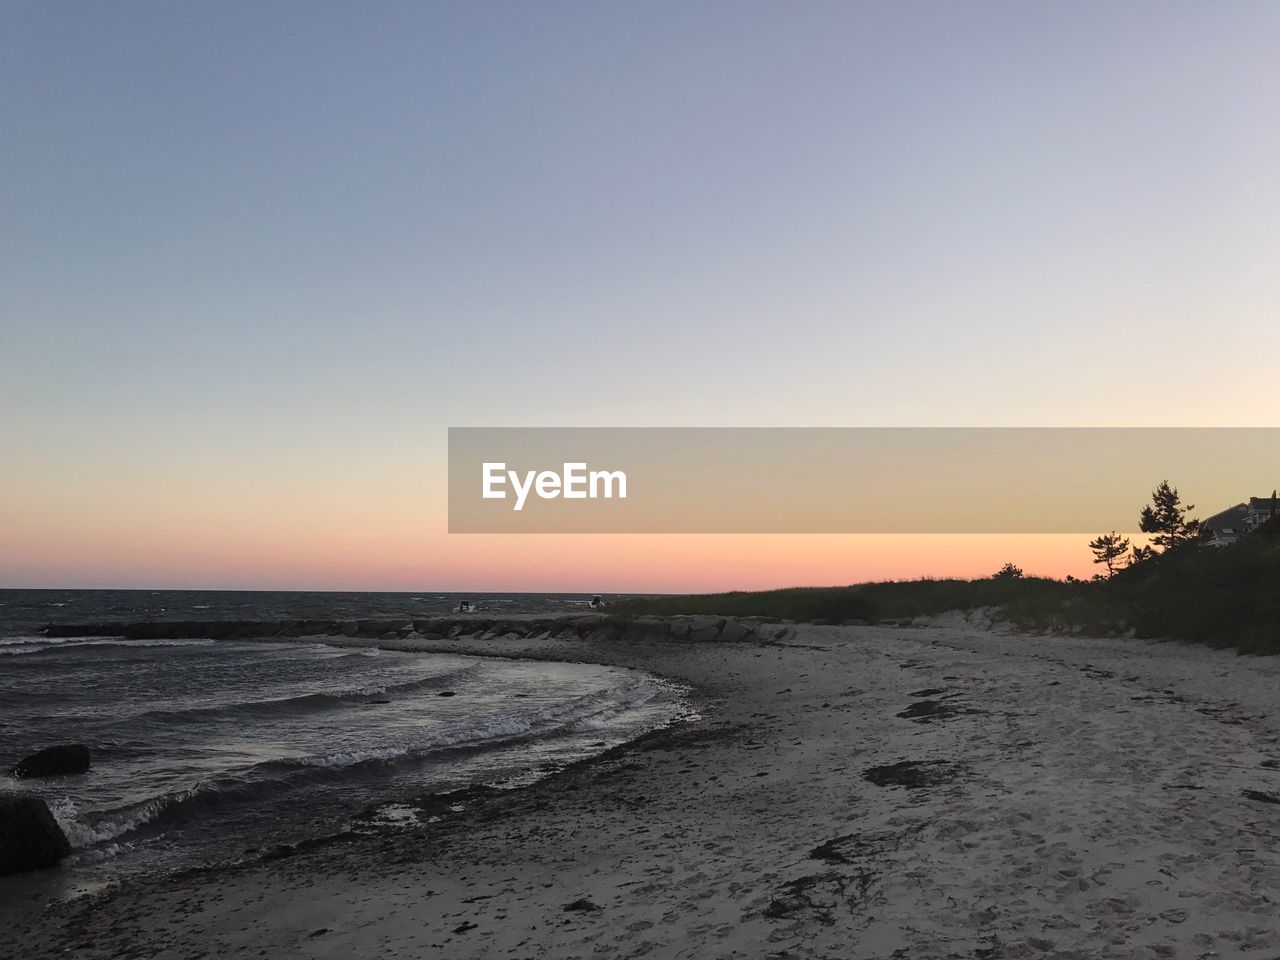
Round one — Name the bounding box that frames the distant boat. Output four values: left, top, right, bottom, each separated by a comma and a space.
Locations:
588, 595, 605, 609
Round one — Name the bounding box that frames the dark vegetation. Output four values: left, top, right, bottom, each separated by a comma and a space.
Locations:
613, 484, 1280, 654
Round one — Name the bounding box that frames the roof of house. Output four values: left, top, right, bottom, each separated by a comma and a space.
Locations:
1247, 495, 1279, 513
1202, 503, 1249, 535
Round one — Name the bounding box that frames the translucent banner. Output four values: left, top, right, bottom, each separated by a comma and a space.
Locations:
447, 428, 1280, 533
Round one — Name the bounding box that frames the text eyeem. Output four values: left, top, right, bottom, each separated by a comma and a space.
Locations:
482, 462, 628, 512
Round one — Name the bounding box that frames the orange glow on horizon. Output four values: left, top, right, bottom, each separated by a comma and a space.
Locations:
1, 521, 1112, 592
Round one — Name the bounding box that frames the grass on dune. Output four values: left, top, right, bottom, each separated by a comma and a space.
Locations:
612, 524, 1280, 654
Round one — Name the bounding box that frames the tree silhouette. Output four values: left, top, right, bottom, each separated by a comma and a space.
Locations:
1129, 544, 1157, 565
993, 562, 1024, 580
1088, 531, 1131, 577
1138, 480, 1200, 553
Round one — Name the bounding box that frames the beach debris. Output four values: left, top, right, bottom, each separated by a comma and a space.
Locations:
895, 699, 981, 724
809, 834, 860, 864
762, 869, 876, 921
10, 743, 91, 778
1242, 788, 1280, 804
562, 898, 601, 913
0, 794, 72, 876
862, 760, 957, 789
404, 784, 504, 822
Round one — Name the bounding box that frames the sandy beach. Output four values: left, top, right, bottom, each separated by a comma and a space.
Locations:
6, 619, 1280, 959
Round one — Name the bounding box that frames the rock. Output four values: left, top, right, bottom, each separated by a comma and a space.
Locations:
687, 615, 725, 631
0, 794, 72, 876
563, 898, 601, 913
11, 744, 91, 778
585, 625, 621, 644
717, 619, 750, 643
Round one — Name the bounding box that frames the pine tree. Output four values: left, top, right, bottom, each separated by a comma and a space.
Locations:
1088, 531, 1131, 577
1138, 480, 1201, 553
1128, 545, 1157, 565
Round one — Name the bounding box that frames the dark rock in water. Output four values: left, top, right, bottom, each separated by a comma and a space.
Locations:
438, 690, 456, 697
0, 794, 72, 876
563, 898, 601, 913
11, 744, 91, 779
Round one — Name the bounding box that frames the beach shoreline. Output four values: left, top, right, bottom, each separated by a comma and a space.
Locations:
6, 620, 1280, 959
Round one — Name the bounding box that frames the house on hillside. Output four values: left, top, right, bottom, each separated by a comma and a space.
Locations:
1201, 492, 1279, 546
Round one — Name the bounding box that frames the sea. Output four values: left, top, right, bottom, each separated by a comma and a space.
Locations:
0, 589, 687, 896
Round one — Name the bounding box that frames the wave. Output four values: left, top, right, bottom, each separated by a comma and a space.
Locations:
51, 794, 194, 848
0, 637, 216, 656
132, 663, 485, 723
57, 677, 663, 848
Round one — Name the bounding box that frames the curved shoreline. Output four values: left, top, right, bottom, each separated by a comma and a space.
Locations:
3, 630, 705, 902
9, 621, 1280, 958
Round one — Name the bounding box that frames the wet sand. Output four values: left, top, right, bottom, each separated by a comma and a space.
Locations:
6, 620, 1280, 959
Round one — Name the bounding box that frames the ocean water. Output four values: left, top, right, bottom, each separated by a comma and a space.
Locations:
0, 590, 684, 894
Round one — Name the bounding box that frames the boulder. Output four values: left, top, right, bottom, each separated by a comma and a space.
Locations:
0, 794, 72, 876
11, 744, 91, 779
584, 625, 621, 644
686, 616, 726, 643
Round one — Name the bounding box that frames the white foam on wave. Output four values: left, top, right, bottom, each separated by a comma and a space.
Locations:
289, 677, 662, 770
0, 643, 49, 656
0, 637, 217, 655
52, 789, 200, 849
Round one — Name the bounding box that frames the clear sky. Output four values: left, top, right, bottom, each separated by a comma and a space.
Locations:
3, 2, 1278, 590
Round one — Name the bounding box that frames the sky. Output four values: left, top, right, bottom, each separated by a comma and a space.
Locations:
2, 1, 1279, 591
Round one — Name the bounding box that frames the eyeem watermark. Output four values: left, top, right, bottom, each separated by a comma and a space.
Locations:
450, 427, 1280, 533
482, 462, 628, 511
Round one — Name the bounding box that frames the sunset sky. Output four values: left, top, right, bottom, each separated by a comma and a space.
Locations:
3, 2, 1279, 591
